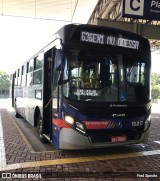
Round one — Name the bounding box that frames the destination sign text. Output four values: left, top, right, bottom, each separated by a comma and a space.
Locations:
81, 31, 140, 50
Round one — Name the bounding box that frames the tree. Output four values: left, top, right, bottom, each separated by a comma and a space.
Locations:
0, 71, 11, 95
151, 73, 160, 99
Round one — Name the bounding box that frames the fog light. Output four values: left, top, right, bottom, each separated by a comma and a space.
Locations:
76, 122, 86, 134
144, 115, 151, 131
76, 122, 84, 130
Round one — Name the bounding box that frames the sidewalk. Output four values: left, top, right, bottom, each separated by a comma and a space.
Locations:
0, 99, 160, 180
152, 103, 160, 113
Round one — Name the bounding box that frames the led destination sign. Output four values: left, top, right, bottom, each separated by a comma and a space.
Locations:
81, 31, 140, 50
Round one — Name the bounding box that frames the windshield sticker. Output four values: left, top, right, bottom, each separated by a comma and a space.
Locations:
120, 92, 126, 102
74, 89, 98, 96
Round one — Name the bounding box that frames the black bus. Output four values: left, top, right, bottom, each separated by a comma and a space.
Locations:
12, 24, 151, 149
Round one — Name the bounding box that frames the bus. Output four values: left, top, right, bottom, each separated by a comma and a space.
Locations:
12, 24, 151, 150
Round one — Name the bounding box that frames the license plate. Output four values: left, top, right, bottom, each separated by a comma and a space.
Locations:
111, 136, 127, 143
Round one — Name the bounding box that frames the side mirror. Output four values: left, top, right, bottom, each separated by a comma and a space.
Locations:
57, 71, 63, 85
55, 49, 62, 71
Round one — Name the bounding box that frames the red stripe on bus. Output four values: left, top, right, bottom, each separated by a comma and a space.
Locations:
53, 119, 70, 128
82, 121, 110, 129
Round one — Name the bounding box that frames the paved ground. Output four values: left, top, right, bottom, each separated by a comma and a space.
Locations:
0, 99, 160, 180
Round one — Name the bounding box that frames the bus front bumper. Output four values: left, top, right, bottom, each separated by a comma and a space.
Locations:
59, 128, 150, 150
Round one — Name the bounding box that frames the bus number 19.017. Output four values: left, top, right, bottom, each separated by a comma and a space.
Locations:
132, 121, 143, 127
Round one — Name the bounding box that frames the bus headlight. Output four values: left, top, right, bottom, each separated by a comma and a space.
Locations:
63, 113, 86, 134
64, 115, 75, 125
144, 115, 151, 131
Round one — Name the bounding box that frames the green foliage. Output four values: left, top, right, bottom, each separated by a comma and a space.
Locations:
0, 71, 11, 89
151, 73, 160, 99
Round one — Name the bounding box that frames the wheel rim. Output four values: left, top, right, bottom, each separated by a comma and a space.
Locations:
38, 119, 43, 137
14, 102, 18, 115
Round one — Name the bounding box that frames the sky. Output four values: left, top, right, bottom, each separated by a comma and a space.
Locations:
0, 16, 69, 74
0, 15, 160, 74
0, 0, 99, 74
151, 51, 160, 74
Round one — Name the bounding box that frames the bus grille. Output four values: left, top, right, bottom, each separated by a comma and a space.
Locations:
80, 106, 146, 118
89, 131, 142, 143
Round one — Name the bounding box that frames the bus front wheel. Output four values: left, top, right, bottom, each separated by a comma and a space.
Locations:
14, 102, 21, 118
37, 116, 47, 143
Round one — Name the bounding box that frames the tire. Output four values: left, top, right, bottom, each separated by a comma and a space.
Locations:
37, 115, 47, 143
14, 102, 21, 118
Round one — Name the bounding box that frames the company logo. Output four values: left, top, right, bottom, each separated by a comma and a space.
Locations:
124, 0, 144, 16
106, 121, 123, 129
2, 173, 11, 178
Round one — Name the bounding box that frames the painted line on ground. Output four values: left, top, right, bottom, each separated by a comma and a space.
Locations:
7, 109, 60, 154
1, 150, 160, 171
151, 115, 160, 119
0, 114, 6, 169
154, 141, 160, 145
7, 109, 36, 153
1, 109, 160, 171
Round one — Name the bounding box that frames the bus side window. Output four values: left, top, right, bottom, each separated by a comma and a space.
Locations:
26, 61, 33, 86
14, 71, 17, 86
17, 69, 21, 86
53, 70, 59, 115
33, 54, 43, 85
53, 48, 59, 116
22, 64, 27, 87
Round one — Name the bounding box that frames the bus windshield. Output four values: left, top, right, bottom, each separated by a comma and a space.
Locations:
62, 49, 150, 102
